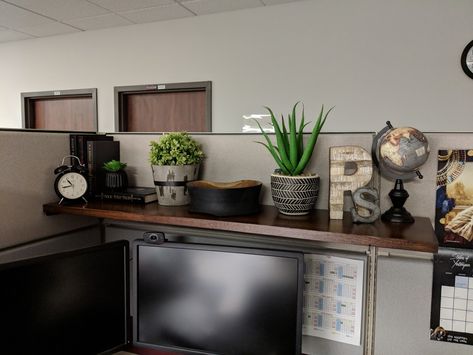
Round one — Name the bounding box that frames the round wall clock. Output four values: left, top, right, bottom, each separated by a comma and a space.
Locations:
461, 40, 473, 79
54, 155, 88, 205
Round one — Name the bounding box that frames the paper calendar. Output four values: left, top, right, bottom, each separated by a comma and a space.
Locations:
431, 248, 473, 345
303, 254, 364, 345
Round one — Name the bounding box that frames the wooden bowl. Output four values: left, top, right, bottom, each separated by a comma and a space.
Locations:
187, 180, 262, 217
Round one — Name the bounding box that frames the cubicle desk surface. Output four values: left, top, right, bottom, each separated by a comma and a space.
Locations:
43, 201, 437, 253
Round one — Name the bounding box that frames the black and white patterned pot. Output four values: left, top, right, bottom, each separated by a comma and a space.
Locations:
151, 164, 200, 206
270, 173, 320, 215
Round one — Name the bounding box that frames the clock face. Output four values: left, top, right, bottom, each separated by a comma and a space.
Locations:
56, 172, 88, 200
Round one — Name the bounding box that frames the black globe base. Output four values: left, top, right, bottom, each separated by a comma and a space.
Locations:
381, 179, 415, 224
381, 207, 415, 223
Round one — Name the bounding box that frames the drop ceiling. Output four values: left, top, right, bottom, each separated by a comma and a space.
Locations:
0, 0, 300, 43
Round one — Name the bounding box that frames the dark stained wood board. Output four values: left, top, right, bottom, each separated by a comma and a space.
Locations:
43, 201, 438, 253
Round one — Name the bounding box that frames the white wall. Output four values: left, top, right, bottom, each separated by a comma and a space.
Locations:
0, 0, 472, 132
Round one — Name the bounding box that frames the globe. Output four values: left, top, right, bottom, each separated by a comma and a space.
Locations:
372, 122, 430, 223
373, 125, 430, 181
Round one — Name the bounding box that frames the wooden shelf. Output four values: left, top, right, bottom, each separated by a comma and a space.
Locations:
43, 201, 438, 253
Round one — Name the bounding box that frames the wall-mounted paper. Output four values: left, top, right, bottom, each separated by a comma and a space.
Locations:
303, 254, 364, 346
430, 248, 473, 345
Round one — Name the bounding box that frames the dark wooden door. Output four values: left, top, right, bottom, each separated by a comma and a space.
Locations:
126, 90, 207, 132
22, 88, 97, 131
115, 81, 211, 132
33, 96, 95, 131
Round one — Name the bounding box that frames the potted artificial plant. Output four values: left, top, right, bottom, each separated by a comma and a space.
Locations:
149, 132, 204, 206
103, 160, 128, 192
255, 102, 333, 215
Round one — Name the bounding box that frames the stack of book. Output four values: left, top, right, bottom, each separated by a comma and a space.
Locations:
94, 187, 158, 204
70, 134, 120, 197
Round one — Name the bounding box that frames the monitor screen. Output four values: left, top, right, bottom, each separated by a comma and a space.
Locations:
134, 242, 304, 355
0, 240, 129, 355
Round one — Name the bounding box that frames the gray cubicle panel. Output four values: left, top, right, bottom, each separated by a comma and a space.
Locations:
375, 255, 470, 355
104, 221, 367, 355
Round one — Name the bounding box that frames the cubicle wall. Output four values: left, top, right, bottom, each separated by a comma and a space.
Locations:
0, 130, 98, 252
3, 129, 473, 355
113, 131, 473, 222
112, 132, 376, 210
374, 255, 468, 355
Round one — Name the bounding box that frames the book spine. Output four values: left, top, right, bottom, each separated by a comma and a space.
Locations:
70, 135, 77, 165
87, 141, 95, 196
77, 135, 86, 166
95, 193, 146, 203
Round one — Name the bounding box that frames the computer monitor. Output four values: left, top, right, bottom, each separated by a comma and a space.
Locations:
134, 242, 304, 355
0, 240, 129, 355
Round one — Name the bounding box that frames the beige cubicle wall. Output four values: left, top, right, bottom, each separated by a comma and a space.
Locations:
113, 131, 473, 222
112, 132, 377, 211
2, 129, 472, 251
0, 130, 97, 251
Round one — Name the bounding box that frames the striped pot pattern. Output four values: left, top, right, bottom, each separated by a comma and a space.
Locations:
151, 164, 200, 206
270, 173, 320, 215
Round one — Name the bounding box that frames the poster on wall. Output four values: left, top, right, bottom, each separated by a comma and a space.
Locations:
430, 248, 473, 345
435, 149, 473, 249
302, 254, 364, 346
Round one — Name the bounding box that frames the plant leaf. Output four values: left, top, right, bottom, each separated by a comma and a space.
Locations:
255, 141, 290, 175
281, 114, 290, 156
289, 102, 299, 170
264, 106, 294, 172
252, 117, 292, 173
293, 105, 333, 175
297, 103, 306, 157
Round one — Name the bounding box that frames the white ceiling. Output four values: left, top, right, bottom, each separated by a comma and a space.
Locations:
0, 0, 301, 43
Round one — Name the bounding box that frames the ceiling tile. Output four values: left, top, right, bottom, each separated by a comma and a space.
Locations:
17, 21, 79, 37
0, 28, 32, 42
5, 0, 110, 21
88, 0, 174, 13
179, 0, 263, 15
119, 3, 194, 24
65, 13, 132, 31
0, 1, 52, 28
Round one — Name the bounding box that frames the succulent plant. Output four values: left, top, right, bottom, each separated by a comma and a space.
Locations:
149, 132, 205, 166
254, 102, 333, 176
103, 160, 127, 172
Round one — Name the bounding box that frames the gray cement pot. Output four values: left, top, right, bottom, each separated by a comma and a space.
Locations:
151, 164, 200, 206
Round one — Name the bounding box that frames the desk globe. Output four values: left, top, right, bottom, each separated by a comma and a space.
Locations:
372, 121, 430, 223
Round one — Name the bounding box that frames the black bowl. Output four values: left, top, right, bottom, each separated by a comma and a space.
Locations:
187, 180, 262, 217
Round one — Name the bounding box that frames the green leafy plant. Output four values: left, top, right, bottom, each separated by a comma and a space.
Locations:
149, 132, 205, 166
103, 160, 127, 172
254, 102, 333, 176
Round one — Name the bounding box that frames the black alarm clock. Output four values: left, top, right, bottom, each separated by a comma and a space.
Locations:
54, 155, 88, 205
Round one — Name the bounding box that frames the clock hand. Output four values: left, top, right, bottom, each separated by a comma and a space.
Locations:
61, 185, 72, 189
66, 178, 73, 186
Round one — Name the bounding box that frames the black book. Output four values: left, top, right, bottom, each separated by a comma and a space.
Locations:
87, 140, 120, 196
69, 134, 113, 166
94, 187, 158, 204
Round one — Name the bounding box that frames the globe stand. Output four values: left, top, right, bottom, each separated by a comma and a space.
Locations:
381, 179, 415, 223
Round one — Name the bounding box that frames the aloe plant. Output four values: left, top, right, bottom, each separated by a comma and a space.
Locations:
254, 102, 333, 176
